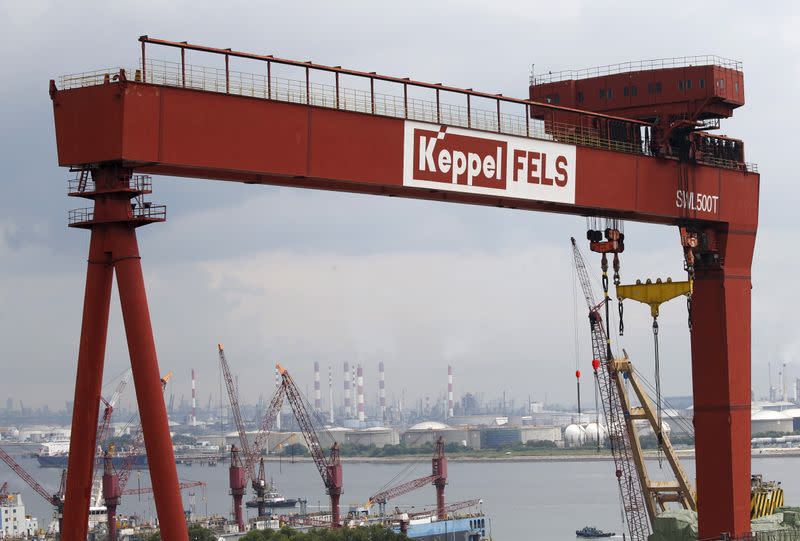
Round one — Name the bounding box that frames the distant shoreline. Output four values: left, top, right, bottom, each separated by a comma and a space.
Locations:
266, 447, 800, 464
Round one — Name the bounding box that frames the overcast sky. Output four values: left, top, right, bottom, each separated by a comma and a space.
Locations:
1, 1, 798, 414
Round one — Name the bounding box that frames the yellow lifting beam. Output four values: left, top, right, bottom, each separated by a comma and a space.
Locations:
616, 278, 692, 318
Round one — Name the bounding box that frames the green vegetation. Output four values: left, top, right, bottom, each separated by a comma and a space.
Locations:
147, 524, 215, 541
639, 433, 695, 449
106, 433, 136, 449
240, 525, 406, 541
173, 433, 198, 446
275, 436, 699, 459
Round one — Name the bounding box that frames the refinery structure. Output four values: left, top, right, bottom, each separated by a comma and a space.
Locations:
1, 28, 791, 541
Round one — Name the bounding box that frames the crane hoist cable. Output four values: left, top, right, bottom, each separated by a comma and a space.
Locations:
592, 358, 601, 452
616, 277, 692, 466
652, 316, 663, 467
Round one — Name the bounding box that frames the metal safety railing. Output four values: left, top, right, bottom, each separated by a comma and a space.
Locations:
59, 68, 127, 90
55, 37, 757, 173
67, 172, 153, 195
135, 58, 652, 157
531, 55, 743, 84
68, 208, 94, 225
701, 530, 800, 541
131, 203, 167, 221
67, 203, 166, 225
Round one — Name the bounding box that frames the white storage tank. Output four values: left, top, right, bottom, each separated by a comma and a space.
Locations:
585, 422, 608, 444
564, 424, 585, 447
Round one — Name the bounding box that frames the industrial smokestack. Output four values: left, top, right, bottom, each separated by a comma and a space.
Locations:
447, 365, 454, 419
352, 366, 357, 418
314, 361, 321, 412
357, 364, 365, 423
379, 361, 386, 422
191, 369, 197, 427
329, 365, 335, 424
275, 367, 281, 431
343, 362, 352, 419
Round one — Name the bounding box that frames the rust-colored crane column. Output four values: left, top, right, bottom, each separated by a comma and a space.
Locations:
432, 437, 447, 519
229, 446, 247, 531
61, 165, 187, 541
102, 453, 120, 541
689, 227, 755, 539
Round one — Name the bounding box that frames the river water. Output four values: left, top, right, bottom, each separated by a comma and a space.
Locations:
4, 451, 800, 540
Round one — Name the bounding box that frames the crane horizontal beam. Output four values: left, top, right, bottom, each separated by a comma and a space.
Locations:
50, 72, 758, 231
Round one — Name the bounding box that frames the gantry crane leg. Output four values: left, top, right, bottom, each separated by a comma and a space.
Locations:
62, 165, 187, 541
689, 229, 755, 539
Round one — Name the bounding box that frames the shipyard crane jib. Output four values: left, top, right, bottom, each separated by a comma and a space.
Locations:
51, 36, 758, 540
571, 237, 651, 541
100, 371, 172, 541
277, 363, 343, 527
97, 371, 131, 448
122, 480, 205, 496
368, 437, 448, 518
0, 446, 65, 531
408, 498, 483, 519
117, 371, 172, 493
217, 345, 255, 480
217, 344, 286, 518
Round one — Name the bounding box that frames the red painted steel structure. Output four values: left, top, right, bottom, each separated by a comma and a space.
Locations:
102, 453, 121, 541
49, 37, 759, 539
229, 446, 246, 532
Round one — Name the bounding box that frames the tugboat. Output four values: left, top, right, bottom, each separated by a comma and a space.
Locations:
576, 526, 614, 538
245, 484, 299, 509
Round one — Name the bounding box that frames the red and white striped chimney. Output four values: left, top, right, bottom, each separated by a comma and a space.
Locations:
329, 365, 334, 424
447, 365, 454, 419
314, 361, 321, 412
379, 362, 386, 422
357, 364, 365, 422
343, 362, 351, 418
191, 369, 197, 426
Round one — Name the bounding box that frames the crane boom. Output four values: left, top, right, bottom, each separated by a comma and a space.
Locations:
97, 371, 131, 446
123, 480, 205, 496
0, 482, 7, 497
277, 363, 343, 526
252, 386, 285, 464
217, 345, 256, 481
277, 364, 332, 486
571, 237, 651, 541
118, 372, 172, 491
369, 475, 438, 506
409, 498, 482, 518
0, 446, 57, 505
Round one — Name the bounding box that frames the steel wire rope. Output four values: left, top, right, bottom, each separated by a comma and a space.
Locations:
630, 368, 695, 437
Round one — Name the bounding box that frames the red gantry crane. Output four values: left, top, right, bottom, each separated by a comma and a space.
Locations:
276, 363, 343, 527
50, 37, 758, 540
217, 344, 285, 525
367, 437, 448, 518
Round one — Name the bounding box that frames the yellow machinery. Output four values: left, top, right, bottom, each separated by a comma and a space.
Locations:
751, 475, 785, 519
612, 354, 697, 523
